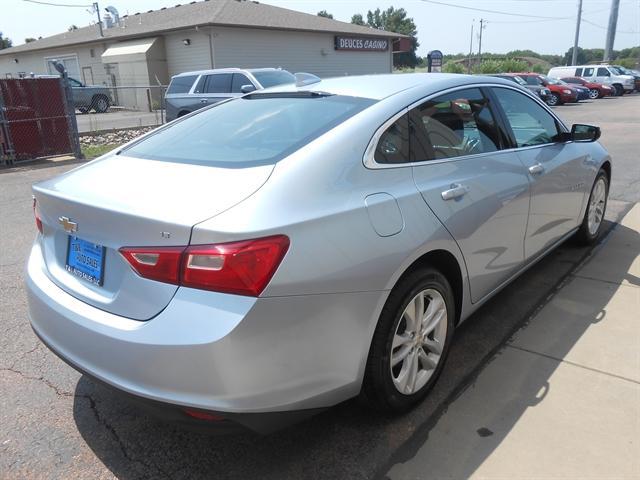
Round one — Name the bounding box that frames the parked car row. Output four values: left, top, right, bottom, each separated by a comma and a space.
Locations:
488, 63, 639, 108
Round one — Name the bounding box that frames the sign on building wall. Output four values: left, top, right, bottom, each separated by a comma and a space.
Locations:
334, 36, 389, 52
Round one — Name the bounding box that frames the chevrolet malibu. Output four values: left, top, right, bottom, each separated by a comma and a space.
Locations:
27, 74, 610, 434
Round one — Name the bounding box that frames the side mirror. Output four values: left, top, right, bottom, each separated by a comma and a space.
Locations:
571, 124, 601, 142
240, 84, 256, 94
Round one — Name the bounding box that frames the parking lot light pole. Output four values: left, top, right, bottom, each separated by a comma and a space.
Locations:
571, 0, 583, 65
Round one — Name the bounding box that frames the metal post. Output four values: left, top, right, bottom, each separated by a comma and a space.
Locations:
571, 0, 583, 65
54, 61, 83, 159
603, 0, 620, 61
467, 20, 474, 74
94, 2, 103, 37
477, 19, 485, 65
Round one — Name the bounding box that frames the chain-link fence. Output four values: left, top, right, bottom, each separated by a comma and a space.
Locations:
74, 85, 167, 134
0, 76, 80, 166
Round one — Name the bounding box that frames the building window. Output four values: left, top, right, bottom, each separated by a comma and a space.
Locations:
90, 48, 95, 58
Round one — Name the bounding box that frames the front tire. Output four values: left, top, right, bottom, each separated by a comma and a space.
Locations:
612, 84, 624, 96
575, 169, 609, 245
92, 95, 110, 113
547, 93, 561, 106
588, 89, 600, 99
360, 267, 455, 413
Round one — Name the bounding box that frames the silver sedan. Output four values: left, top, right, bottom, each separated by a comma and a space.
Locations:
26, 73, 610, 433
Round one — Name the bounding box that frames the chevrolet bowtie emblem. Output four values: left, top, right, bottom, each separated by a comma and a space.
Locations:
58, 216, 78, 233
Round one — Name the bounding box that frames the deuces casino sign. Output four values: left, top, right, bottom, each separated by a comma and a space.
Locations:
334, 36, 390, 52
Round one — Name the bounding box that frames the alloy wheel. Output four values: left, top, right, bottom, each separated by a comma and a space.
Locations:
390, 289, 447, 395
588, 89, 599, 99
588, 177, 606, 235
547, 94, 559, 106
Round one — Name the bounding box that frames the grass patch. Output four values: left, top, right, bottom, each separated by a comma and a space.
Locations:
81, 143, 122, 159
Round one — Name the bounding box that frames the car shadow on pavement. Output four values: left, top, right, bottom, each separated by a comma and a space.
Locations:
71, 216, 638, 480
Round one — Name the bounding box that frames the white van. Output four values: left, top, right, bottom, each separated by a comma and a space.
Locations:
548, 65, 634, 96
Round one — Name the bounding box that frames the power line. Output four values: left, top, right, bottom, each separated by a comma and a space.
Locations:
582, 17, 640, 34
418, 0, 571, 19
22, 0, 92, 7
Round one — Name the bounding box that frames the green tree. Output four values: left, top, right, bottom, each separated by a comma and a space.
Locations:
25, 37, 37, 43
532, 64, 546, 74
0, 32, 12, 50
317, 10, 333, 19
351, 13, 366, 26
357, 7, 419, 68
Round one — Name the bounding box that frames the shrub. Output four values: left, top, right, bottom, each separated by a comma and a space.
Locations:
499, 58, 529, 73
531, 64, 546, 74
443, 61, 466, 74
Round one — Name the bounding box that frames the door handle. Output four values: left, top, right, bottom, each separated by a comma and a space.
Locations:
441, 183, 469, 201
528, 163, 545, 175
200, 99, 209, 103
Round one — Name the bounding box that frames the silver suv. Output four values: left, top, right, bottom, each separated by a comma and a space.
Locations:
164, 67, 295, 121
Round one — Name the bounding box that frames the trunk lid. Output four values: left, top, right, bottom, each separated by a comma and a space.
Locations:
33, 154, 274, 320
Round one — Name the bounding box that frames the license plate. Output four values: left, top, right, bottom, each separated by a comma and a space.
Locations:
66, 236, 105, 286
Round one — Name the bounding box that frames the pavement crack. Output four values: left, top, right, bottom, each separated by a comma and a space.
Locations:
84, 394, 173, 480
0, 366, 76, 397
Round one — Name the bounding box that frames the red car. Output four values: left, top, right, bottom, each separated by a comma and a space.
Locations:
515, 73, 578, 106
561, 77, 614, 99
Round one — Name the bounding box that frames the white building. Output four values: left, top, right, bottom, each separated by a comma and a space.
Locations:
0, 0, 405, 94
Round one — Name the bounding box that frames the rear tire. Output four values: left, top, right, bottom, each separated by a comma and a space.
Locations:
360, 267, 455, 413
575, 169, 608, 245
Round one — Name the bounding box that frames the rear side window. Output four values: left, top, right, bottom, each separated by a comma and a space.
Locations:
583, 67, 594, 76
410, 88, 501, 161
124, 94, 375, 167
374, 115, 410, 164
231, 74, 252, 93
167, 75, 197, 94
492, 87, 560, 148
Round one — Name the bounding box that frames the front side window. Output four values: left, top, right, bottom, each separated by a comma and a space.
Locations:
597, 67, 610, 77
167, 75, 197, 94
523, 75, 543, 86
68, 78, 83, 87
492, 87, 561, 148
124, 94, 375, 167
231, 74, 252, 93
410, 88, 502, 161
205, 74, 232, 94
252, 70, 296, 88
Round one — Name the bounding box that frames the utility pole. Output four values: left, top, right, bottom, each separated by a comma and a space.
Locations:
467, 20, 474, 73
571, 0, 583, 65
477, 19, 486, 65
94, 2, 103, 37
603, 0, 620, 61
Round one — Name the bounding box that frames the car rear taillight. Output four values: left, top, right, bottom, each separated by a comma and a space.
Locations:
119, 246, 185, 284
33, 197, 43, 234
119, 235, 289, 297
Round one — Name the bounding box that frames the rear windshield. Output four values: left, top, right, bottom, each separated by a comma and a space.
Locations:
124, 94, 375, 167
167, 75, 197, 94
252, 70, 296, 88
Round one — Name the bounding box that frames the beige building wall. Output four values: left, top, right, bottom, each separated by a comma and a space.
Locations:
163, 26, 393, 78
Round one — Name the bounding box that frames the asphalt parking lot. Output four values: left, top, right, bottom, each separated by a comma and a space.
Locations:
1, 93, 638, 479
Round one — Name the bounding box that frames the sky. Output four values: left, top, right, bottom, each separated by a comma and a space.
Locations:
1, 0, 639, 56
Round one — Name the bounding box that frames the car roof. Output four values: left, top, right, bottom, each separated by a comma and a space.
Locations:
262, 73, 517, 100
172, 67, 285, 78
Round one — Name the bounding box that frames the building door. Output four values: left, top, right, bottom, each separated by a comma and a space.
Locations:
82, 66, 94, 85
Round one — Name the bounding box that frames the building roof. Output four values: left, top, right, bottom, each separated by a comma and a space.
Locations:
0, 0, 407, 56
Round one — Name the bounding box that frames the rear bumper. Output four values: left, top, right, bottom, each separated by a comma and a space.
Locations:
26, 241, 384, 430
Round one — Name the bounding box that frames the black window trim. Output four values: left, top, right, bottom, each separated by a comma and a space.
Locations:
364, 83, 570, 170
